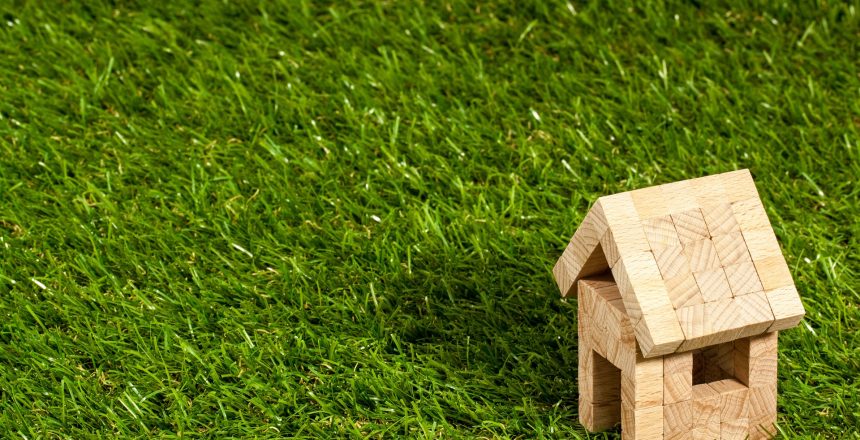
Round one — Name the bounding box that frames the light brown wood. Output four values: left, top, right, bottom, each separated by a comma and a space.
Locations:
723, 261, 763, 297
622, 402, 664, 440
671, 209, 710, 245
691, 384, 720, 438
721, 417, 750, 440
732, 198, 770, 231
663, 352, 693, 404
712, 232, 752, 266
693, 269, 733, 303
766, 286, 805, 331
691, 175, 729, 209
663, 400, 693, 440
721, 169, 759, 203
665, 273, 703, 310
621, 354, 664, 408
661, 180, 699, 214
682, 239, 721, 272
710, 379, 749, 420
742, 229, 783, 261
562, 171, 802, 439
642, 215, 681, 249
748, 384, 777, 439
653, 245, 691, 279
732, 292, 775, 338
632, 185, 671, 220
701, 202, 740, 236
754, 255, 794, 291
601, 228, 621, 268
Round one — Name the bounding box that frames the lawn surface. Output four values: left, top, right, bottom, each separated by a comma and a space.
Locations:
1, 1, 858, 438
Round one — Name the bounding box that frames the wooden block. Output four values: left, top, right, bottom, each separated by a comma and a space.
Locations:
724, 261, 763, 297
632, 185, 671, 219
705, 297, 745, 346
601, 228, 621, 268
692, 424, 719, 440
748, 332, 778, 388
665, 273, 704, 309
693, 269, 733, 303
621, 402, 664, 440
553, 253, 575, 297
642, 215, 682, 249
661, 180, 699, 214
701, 202, 740, 236
748, 385, 777, 439
712, 232, 752, 266
664, 400, 693, 440
732, 291, 775, 338
636, 307, 685, 357
678, 299, 742, 352
732, 198, 770, 231
619, 251, 665, 284
664, 351, 693, 404
692, 383, 721, 429
683, 239, 721, 272
671, 209, 710, 244
554, 202, 611, 297
721, 417, 750, 440
742, 229, 783, 261
598, 194, 650, 253
710, 379, 749, 419
653, 245, 691, 279
613, 337, 639, 375
766, 286, 805, 331
621, 354, 664, 408
754, 255, 794, 291
580, 398, 622, 432
691, 174, 729, 208
676, 304, 706, 351
721, 169, 759, 203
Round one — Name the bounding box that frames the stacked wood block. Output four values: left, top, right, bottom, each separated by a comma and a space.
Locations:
556, 170, 805, 439
553, 169, 805, 358
579, 279, 780, 439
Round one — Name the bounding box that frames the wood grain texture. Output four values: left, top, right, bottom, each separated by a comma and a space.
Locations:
712, 231, 752, 266
748, 384, 777, 440
710, 379, 749, 420
621, 402, 664, 440
663, 351, 693, 404
671, 209, 710, 244
663, 400, 693, 440
642, 215, 681, 249
692, 384, 721, 435
766, 286, 806, 331
733, 292, 775, 338
754, 254, 794, 290
693, 269, 733, 303
631, 185, 671, 220
724, 261, 763, 297
653, 245, 691, 279
621, 354, 664, 408
742, 229, 783, 261
682, 238, 721, 272
665, 273, 703, 310
701, 202, 740, 236
721, 169, 760, 203
732, 198, 770, 231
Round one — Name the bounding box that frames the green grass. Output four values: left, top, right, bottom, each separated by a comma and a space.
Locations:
0, 1, 858, 438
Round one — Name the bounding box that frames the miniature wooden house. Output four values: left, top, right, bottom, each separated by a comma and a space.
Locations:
553, 170, 805, 439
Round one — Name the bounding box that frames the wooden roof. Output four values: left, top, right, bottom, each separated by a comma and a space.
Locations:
553, 170, 805, 358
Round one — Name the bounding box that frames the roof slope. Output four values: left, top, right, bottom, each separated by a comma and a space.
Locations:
553, 169, 805, 358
